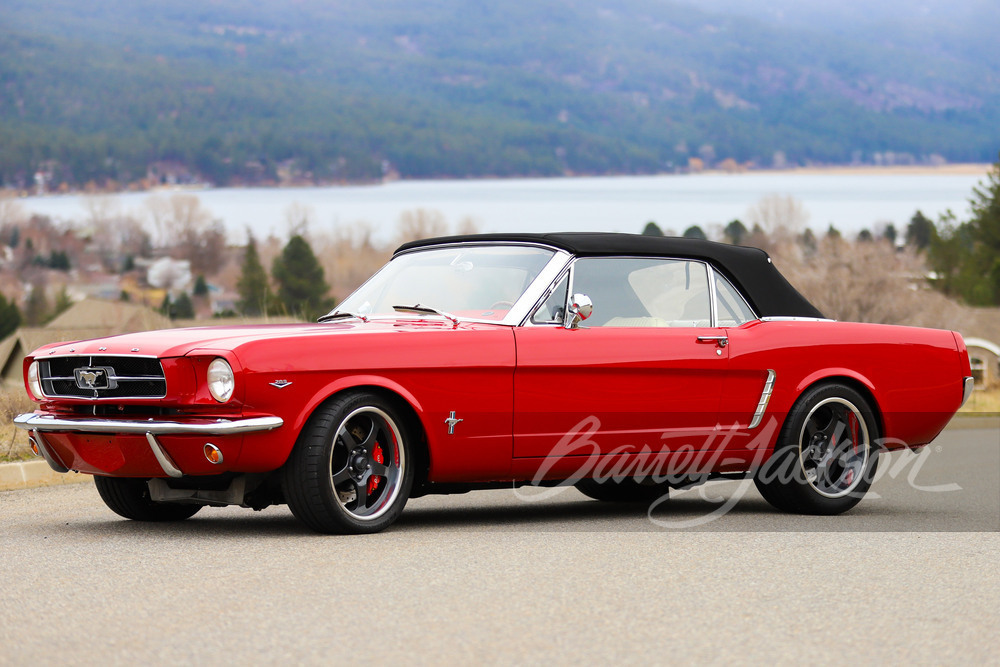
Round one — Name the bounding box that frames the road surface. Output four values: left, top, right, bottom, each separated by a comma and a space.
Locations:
1, 425, 997, 664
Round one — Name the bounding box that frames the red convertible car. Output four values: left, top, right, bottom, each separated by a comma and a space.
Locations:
16, 233, 973, 533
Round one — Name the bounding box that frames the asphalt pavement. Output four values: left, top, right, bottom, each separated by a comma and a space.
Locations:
1, 425, 997, 664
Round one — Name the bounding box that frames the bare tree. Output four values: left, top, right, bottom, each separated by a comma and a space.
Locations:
0, 191, 27, 230
316, 223, 392, 301
285, 202, 315, 238
396, 209, 448, 245
745, 194, 809, 241
145, 194, 225, 276
774, 236, 927, 324
455, 216, 481, 235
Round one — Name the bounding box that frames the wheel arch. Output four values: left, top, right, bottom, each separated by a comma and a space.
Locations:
792, 373, 884, 441
289, 379, 432, 488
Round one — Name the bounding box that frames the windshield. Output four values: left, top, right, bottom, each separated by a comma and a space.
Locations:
332, 245, 556, 321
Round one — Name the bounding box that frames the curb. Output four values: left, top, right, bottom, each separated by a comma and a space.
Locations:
0, 459, 92, 492
949, 414, 1000, 430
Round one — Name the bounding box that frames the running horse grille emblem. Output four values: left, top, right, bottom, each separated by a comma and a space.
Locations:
74, 367, 117, 391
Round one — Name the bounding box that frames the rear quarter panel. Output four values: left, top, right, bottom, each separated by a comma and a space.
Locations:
725, 320, 966, 449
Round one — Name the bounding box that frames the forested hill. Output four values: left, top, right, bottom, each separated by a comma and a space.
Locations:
2, 0, 999, 188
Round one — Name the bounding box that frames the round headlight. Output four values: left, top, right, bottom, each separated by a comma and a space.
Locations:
207, 358, 235, 403
27, 361, 44, 399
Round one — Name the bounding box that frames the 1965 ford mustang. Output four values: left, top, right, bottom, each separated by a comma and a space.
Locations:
16, 233, 973, 533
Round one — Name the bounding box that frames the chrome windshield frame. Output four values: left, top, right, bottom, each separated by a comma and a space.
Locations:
323, 242, 573, 327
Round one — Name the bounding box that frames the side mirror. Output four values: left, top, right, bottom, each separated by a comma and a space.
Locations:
564, 293, 593, 329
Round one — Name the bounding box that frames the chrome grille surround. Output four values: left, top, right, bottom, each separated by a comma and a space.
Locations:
38, 355, 167, 400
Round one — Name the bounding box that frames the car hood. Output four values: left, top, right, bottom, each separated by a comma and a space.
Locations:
30, 319, 493, 359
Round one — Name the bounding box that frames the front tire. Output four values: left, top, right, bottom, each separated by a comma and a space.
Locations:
755, 383, 879, 515
283, 392, 414, 534
94, 476, 202, 522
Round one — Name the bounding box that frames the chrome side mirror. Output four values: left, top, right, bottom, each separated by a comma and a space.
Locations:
564, 293, 593, 329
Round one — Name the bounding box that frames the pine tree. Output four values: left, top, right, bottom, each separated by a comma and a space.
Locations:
193, 275, 209, 297
236, 234, 274, 316
24, 284, 49, 326
968, 154, 1000, 304
641, 221, 663, 236
0, 293, 21, 339
724, 219, 748, 245
49, 286, 73, 322
906, 211, 935, 250
272, 234, 333, 320
683, 225, 707, 240
882, 223, 898, 246
173, 292, 195, 319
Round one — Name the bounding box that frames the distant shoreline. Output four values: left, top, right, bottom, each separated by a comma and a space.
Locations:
764, 163, 991, 177
9, 163, 993, 200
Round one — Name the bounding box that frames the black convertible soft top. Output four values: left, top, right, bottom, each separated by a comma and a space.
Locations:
396, 232, 824, 319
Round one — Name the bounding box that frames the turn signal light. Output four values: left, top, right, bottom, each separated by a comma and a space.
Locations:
204, 443, 223, 465
29, 436, 40, 457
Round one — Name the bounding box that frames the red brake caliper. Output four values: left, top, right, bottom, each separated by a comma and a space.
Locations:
845, 412, 859, 485
849, 413, 859, 453
368, 443, 384, 495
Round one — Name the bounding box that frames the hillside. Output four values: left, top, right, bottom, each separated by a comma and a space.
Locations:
2, 0, 999, 187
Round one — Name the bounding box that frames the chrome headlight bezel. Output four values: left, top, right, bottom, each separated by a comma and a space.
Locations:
27, 360, 44, 399
207, 358, 235, 403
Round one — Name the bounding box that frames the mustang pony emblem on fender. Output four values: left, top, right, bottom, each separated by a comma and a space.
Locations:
445, 411, 463, 434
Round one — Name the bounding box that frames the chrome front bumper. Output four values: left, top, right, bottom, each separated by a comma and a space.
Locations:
14, 413, 284, 478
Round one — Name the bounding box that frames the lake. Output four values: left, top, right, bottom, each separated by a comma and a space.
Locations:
18, 168, 990, 244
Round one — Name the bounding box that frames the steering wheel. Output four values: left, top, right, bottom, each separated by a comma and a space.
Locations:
490, 300, 515, 310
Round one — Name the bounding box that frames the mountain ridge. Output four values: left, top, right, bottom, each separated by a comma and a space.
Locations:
2, 0, 998, 188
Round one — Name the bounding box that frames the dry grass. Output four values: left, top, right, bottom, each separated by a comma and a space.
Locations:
0, 390, 34, 462
961, 388, 1000, 414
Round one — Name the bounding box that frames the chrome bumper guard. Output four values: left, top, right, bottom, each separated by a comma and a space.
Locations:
14, 413, 283, 478
961, 376, 975, 407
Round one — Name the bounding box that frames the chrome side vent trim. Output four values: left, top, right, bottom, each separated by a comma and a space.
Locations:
749, 370, 776, 429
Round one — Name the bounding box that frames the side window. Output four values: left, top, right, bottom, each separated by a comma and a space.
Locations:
530, 273, 569, 324
714, 271, 757, 326
571, 257, 711, 327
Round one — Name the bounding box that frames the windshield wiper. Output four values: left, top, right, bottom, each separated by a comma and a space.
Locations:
317, 311, 369, 323
392, 304, 460, 326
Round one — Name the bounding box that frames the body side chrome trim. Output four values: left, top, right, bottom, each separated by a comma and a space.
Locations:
749, 369, 777, 429
14, 414, 283, 436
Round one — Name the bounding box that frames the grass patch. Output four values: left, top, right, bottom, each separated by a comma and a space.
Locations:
960, 388, 1000, 414
0, 391, 34, 462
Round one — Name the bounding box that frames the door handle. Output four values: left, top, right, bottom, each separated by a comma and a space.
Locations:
696, 335, 728, 348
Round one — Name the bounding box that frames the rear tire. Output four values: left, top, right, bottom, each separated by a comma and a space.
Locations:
94, 476, 202, 522
283, 392, 414, 534
755, 383, 879, 515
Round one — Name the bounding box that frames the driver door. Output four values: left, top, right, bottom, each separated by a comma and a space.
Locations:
513, 257, 729, 461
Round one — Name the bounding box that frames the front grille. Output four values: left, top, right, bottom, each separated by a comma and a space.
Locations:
39, 355, 166, 399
